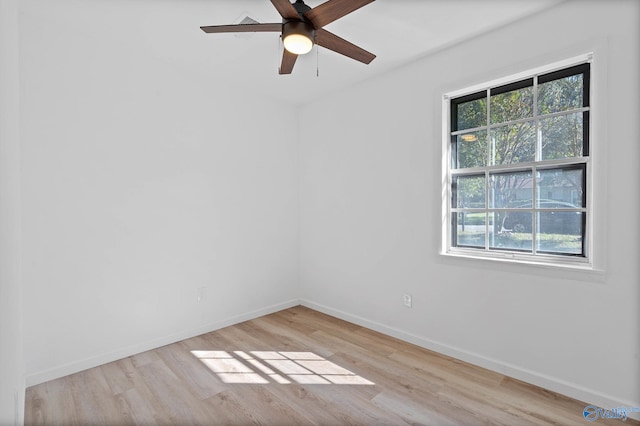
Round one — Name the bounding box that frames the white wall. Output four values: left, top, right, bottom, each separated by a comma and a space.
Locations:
0, 1, 25, 423
300, 0, 639, 410
20, 1, 299, 384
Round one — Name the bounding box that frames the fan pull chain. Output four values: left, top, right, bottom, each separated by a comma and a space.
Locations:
277, 35, 282, 73
316, 40, 319, 77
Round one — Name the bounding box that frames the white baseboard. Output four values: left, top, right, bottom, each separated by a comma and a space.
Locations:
300, 299, 640, 421
25, 299, 300, 387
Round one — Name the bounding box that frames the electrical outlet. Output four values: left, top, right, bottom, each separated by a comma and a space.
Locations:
197, 287, 206, 302
403, 294, 412, 308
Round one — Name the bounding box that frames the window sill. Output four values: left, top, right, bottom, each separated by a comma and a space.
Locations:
439, 249, 605, 281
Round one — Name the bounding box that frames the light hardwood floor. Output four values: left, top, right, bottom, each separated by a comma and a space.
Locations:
25, 306, 637, 425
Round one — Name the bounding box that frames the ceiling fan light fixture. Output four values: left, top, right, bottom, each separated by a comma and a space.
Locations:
284, 33, 313, 54
282, 20, 315, 55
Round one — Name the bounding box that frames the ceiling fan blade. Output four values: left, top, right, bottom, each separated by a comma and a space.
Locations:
201, 23, 282, 33
270, 0, 300, 20
279, 49, 298, 74
304, 0, 375, 28
315, 29, 375, 64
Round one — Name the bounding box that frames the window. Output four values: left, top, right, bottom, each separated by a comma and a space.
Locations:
445, 60, 591, 265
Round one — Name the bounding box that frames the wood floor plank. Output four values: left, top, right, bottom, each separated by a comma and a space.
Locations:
250, 315, 337, 359
25, 377, 79, 426
99, 357, 138, 396
202, 390, 270, 426
155, 341, 227, 400
134, 359, 219, 424
225, 385, 314, 426
24, 306, 640, 426
69, 367, 129, 425
371, 391, 461, 426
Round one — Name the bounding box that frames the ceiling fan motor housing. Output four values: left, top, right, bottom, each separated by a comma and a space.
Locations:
285, 0, 314, 41
282, 19, 315, 44
292, 0, 312, 17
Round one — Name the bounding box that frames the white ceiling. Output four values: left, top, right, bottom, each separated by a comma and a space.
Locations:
26, 0, 565, 105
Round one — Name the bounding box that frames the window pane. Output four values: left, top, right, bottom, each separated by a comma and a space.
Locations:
500, 211, 533, 234
489, 171, 533, 208
456, 97, 486, 131
537, 167, 584, 208
538, 73, 584, 115
452, 175, 485, 208
454, 212, 486, 248
536, 212, 584, 255
540, 112, 585, 160
490, 211, 532, 251
454, 130, 487, 169
490, 122, 535, 165
490, 86, 533, 124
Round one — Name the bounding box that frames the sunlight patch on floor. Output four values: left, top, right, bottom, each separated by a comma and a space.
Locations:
191, 350, 375, 385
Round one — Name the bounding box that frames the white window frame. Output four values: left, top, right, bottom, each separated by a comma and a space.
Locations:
441, 54, 594, 269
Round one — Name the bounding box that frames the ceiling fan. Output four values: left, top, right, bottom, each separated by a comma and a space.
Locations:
200, 0, 376, 75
